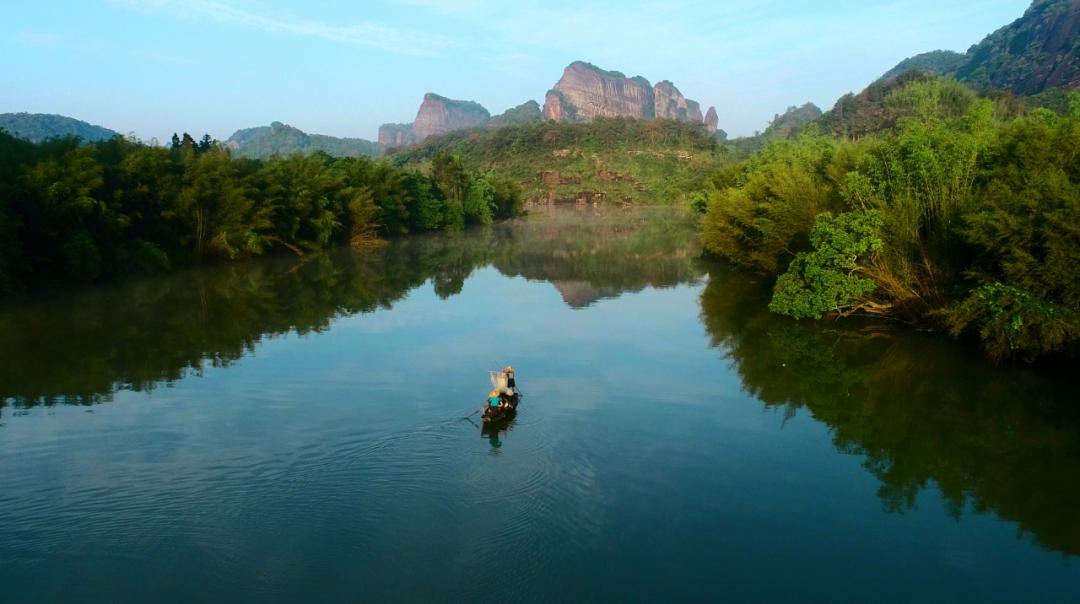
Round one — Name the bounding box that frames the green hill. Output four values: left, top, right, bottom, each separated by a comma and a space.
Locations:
0, 113, 118, 143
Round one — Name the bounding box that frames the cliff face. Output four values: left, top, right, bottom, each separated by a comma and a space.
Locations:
411, 93, 490, 140
704, 106, 719, 135
686, 100, 704, 123
544, 61, 656, 122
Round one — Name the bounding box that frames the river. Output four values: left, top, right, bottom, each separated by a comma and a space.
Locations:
2, 206, 1078, 602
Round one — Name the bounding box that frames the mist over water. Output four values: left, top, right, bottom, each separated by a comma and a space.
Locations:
2, 206, 1078, 602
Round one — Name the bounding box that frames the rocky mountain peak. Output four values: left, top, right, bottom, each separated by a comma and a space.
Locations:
544, 61, 656, 122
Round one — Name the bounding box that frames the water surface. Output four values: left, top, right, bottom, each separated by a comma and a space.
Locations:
2, 206, 1079, 602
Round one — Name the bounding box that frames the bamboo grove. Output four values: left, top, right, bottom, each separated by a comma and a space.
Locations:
700, 78, 1080, 360
0, 132, 523, 291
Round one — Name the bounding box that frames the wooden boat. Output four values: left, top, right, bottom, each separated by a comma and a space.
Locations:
482, 392, 520, 424
483, 367, 520, 424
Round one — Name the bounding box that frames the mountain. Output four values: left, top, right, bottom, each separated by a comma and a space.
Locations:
0, 113, 118, 143
957, 0, 1080, 94
544, 61, 656, 122
883, 0, 1080, 95
226, 122, 383, 159
378, 93, 490, 147
543, 61, 710, 128
376, 62, 714, 149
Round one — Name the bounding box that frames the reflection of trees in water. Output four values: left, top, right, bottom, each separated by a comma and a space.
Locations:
699, 264, 1080, 556
0, 207, 702, 410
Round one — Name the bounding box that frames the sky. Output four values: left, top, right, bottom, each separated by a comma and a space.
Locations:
1, 0, 1033, 142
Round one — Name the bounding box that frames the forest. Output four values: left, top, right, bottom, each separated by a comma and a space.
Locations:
699, 77, 1080, 360
0, 131, 522, 291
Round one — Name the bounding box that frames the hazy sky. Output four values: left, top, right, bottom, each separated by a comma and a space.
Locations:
2, 0, 1032, 141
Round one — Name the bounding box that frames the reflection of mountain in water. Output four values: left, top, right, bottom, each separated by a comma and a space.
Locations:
500, 204, 704, 308
552, 282, 625, 308
0, 206, 702, 410
698, 263, 1080, 558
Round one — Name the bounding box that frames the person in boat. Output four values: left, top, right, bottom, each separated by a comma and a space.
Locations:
488, 390, 502, 409
503, 366, 516, 397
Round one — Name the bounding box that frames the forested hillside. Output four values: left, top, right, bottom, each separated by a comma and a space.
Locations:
391, 117, 726, 205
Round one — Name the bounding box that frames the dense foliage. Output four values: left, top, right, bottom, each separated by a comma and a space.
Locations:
701, 77, 1080, 360
0, 131, 521, 292
392, 116, 726, 205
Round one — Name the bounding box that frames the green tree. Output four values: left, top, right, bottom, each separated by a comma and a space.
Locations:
770, 211, 884, 319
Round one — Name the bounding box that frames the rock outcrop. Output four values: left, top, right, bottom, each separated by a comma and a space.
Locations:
411, 93, 490, 140
378, 93, 490, 147
377, 123, 415, 147
653, 80, 705, 123
704, 106, 719, 135
544, 61, 656, 122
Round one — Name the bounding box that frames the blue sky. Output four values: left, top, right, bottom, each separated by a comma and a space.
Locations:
2, 0, 1031, 141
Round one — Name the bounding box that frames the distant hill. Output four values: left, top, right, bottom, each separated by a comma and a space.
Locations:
0, 113, 118, 143
724, 103, 821, 155
882, 0, 1080, 95
225, 122, 383, 159
488, 100, 544, 128
762, 103, 823, 139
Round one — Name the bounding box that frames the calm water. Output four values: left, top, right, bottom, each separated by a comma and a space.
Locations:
2, 206, 1079, 602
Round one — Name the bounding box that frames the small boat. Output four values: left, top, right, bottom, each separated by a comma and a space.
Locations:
482, 392, 520, 424
482, 366, 520, 424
